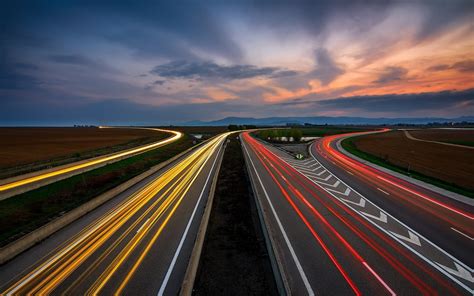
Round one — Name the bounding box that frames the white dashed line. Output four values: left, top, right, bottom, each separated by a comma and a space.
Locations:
451, 228, 474, 240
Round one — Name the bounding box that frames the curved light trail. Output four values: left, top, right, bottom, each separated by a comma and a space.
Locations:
0, 127, 183, 193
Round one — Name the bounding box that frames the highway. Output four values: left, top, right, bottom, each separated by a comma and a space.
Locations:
0, 132, 229, 295
241, 131, 473, 295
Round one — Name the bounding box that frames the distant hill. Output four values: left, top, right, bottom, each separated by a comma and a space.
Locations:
184, 116, 474, 126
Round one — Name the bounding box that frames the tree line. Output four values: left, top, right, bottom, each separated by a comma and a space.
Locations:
257, 129, 303, 142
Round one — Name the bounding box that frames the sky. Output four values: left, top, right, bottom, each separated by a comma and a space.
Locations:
1, 0, 473, 125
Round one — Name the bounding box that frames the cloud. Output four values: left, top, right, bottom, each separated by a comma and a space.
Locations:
427, 60, 474, 73
452, 60, 474, 73
48, 54, 96, 66
310, 48, 344, 85
0, 61, 41, 90
427, 64, 450, 72
373, 66, 408, 84
153, 80, 166, 85
280, 88, 474, 114
150, 60, 294, 80
270, 70, 300, 78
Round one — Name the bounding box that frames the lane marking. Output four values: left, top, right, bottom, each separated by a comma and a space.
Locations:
451, 228, 474, 241
158, 138, 225, 296
243, 142, 315, 296
268, 142, 474, 293
377, 188, 390, 195
346, 170, 354, 175
376, 176, 473, 220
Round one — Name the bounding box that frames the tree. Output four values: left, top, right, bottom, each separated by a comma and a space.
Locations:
291, 129, 303, 142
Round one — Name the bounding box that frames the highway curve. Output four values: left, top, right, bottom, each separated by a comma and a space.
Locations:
0, 132, 230, 295
241, 131, 473, 295
0, 127, 182, 199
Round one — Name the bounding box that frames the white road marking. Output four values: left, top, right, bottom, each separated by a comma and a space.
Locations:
346, 170, 354, 175
377, 188, 390, 195
451, 227, 474, 240
158, 141, 223, 296
376, 176, 472, 220
436, 262, 474, 283
243, 142, 315, 296
361, 211, 388, 223
268, 142, 474, 293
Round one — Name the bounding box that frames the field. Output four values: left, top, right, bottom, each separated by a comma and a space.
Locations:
344, 130, 474, 196
409, 129, 474, 147
0, 135, 194, 246
0, 127, 169, 178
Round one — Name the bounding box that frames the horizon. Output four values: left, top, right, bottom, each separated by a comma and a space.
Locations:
1, 0, 474, 125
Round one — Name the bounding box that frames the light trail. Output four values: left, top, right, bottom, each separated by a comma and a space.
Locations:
319, 131, 474, 222
242, 132, 462, 295
2, 131, 231, 295
0, 127, 183, 193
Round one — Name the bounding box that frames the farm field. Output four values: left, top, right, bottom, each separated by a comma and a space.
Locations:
409, 129, 474, 147
0, 127, 169, 173
346, 130, 474, 193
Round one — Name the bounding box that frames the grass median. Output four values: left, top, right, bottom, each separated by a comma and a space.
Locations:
341, 136, 474, 198
0, 135, 194, 247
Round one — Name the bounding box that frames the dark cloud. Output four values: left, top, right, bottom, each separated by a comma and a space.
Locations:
452, 60, 474, 73
14, 62, 39, 70
279, 88, 474, 114
373, 66, 408, 84
270, 70, 300, 78
153, 80, 166, 85
427, 60, 474, 73
310, 48, 344, 85
1, 1, 243, 62
415, 0, 474, 42
48, 54, 96, 66
0, 61, 41, 90
150, 60, 293, 80
427, 64, 450, 72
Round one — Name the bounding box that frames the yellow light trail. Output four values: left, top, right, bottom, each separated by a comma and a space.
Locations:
2, 131, 232, 295
0, 127, 183, 192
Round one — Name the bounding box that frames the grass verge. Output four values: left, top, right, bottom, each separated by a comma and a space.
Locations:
301, 126, 369, 137
0, 135, 194, 247
341, 136, 474, 198
193, 136, 277, 295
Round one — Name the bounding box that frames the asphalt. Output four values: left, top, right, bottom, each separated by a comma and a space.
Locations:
0, 133, 227, 295
241, 131, 473, 295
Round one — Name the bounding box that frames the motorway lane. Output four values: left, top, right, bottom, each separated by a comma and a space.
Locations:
242, 132, 472, 295
0, 132, 229, 295
313, 133, 473, 265
0, 127, 182, 198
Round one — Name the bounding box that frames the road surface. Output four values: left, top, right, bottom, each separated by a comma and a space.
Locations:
242, 131, 473, 295
0, 132, 229, 295
0, 127, 182, 199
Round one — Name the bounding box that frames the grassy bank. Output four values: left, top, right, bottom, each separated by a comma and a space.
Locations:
341, 136, 474, 198
193, 136, 277, 295
0, 135, 194, 246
